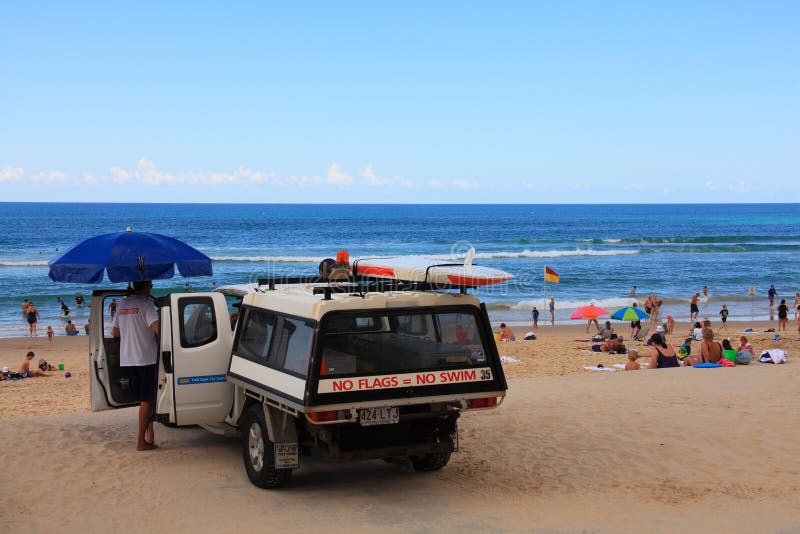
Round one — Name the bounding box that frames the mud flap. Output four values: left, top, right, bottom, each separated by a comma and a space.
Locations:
264, 405, 299, 469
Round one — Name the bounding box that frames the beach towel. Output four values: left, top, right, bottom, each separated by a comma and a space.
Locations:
759, 349, 787, 364
719, 358, 736, 367
583, 366, 616, 372
693, 362, 722, 368
500, 356, 520, 363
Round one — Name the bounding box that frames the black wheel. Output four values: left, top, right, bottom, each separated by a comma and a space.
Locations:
241, 406, 292, 488
410, 450, 451, 472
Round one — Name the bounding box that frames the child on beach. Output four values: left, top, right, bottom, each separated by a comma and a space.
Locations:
46, 325, 54, 343
719, 305, 729, 332
499, 323, 516, 342
625, 350, 640, 370
666, 315, 675, 334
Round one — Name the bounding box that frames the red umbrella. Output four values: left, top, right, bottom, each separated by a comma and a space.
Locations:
570, 305, 611, 320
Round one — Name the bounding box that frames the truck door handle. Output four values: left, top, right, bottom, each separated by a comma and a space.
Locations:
162, 351, 173, 373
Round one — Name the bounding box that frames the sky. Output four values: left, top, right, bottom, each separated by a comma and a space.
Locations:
1, 1, 798, 203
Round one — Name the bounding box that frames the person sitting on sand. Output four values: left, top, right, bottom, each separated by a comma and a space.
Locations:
16, 351, 50, 377
625, 350, 640, 370
647, 333, 680, 369
499, 323, 515, 342
737, 336, 754, 364
678, 337, 692, 360
721, 338, 737, 363
699, 328, 722, 364
65, 320, 79, 335
691, 322, 703, 341
596, 321, 614, 340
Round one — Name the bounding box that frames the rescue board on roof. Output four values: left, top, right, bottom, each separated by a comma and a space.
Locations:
352, 249, 513, 287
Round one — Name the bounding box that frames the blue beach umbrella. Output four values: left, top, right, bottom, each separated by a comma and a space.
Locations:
48, 229, 212, 283
610, 306, 650, 321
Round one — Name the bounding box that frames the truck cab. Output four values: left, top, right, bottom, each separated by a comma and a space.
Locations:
90, 277, 507, 488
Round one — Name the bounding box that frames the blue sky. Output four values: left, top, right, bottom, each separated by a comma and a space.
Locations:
1, 1, 798, 203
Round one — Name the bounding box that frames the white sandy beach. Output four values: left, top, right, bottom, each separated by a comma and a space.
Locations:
1, 322, 799, 532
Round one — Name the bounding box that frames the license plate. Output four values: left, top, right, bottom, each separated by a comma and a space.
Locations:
359, 406, 399, 426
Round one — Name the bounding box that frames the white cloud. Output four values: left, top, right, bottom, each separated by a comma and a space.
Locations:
0, 165, 24, 182
362, 164, 391, 186
623, 184, 644, 191
728, 181, 751, 193
704, 179, 717, 191
452, 178, 478, 190
32, 171, 66, 183
234, 167, 272, 184
326, 164, 355, 186
429, 180, 444, 188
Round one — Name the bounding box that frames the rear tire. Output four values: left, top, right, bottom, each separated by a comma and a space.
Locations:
411, 450, 451, 472
241, 405, 292, 488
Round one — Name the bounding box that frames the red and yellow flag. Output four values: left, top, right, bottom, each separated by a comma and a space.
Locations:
544, 266, 559, 283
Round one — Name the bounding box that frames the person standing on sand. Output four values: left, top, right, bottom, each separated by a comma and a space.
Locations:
532, 307, 539, 329
549, 296, 555, 326
776, 299, 788, 332
46, 325, 54, 343
718, 305, 729, 332
793, 293, 800, 320
112, 280, 160, 452
109, 298, 118, 319
690, 293, 700, 322
26, 302, 39, 337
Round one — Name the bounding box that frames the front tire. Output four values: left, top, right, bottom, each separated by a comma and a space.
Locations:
241, 406, 292, 488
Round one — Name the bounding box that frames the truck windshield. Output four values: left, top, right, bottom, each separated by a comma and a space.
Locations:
319, 309, 489, 377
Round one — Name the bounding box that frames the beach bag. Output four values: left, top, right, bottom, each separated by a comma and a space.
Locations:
736, 350, 753, 365
523, 332, 536, 341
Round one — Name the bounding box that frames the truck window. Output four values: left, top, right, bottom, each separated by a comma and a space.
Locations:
179, 297, 218, 348
235, 308, 276, 365
277, 318, 314, 377
319, 309, 487, 377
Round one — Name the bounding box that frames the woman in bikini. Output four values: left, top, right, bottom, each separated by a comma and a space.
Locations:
647, 333, 680, 368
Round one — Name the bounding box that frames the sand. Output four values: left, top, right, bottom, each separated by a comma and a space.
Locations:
2, 320, 799, 532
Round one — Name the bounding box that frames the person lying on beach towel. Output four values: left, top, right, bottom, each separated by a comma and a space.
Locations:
580, 334, 625, 353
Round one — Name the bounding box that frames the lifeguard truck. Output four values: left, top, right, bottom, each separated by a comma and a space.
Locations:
88, 253, 510, 488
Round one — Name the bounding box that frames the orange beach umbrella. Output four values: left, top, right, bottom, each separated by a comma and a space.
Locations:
569, 305, 611, 320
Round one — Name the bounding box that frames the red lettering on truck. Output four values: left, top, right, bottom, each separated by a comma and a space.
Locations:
439, 370, 477, 383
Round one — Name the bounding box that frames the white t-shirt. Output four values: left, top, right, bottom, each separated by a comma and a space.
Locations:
112, 295, 159, 366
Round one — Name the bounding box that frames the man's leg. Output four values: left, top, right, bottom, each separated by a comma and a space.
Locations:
137, 402, 156, 451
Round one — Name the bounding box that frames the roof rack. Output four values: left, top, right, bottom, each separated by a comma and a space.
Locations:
256, 275, 473, 300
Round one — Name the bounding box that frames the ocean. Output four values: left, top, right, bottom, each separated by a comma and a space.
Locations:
1, 202, 798, 338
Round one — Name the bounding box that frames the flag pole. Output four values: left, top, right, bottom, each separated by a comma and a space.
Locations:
543, 266, 547, 325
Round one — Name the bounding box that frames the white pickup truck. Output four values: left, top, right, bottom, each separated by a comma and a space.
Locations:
89, 276, 508, 488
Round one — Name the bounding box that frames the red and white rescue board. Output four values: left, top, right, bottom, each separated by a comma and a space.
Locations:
352, 253, 513, 287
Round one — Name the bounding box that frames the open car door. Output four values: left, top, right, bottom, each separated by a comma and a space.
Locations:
89, 289, 141, 411
159, 292, 234, 426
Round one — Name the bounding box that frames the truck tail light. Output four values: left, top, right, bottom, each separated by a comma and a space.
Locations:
468, 397, 497, 409
308, 410, 339, 422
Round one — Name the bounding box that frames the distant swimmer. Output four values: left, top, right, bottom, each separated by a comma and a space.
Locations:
703, 286, 709, 298
630, 285, 636, 297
